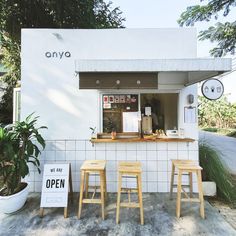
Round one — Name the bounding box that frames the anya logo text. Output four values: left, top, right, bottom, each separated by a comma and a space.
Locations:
45, 51, 71, 59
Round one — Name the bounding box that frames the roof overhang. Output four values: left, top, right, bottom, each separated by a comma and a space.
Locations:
75, 58, 232, 86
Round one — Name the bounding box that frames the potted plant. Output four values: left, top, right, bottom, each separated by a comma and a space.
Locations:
0, 114, 47, 213
89, 127, 97, 139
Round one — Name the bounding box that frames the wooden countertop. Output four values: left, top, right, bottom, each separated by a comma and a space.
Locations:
90, 137, 195, 143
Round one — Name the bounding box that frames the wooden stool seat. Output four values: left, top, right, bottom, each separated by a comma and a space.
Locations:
78, 160, 107, 220
170, 159, 205, 219
177, 165, 202, 171
116, 161, 144, 225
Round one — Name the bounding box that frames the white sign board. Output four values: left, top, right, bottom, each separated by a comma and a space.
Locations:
145, 107, 152, 116
201, 79, 224, 100
40, 164, 69, 208
123, 112, 139, 132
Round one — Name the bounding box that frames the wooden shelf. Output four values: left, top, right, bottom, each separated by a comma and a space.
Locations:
90, 137, 195, 143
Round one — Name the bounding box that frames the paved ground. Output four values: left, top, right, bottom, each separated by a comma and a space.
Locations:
0, 193, 235, 236
208, 198, 236, 230
199, 131, 236, 174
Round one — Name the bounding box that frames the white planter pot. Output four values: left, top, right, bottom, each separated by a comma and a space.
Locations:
0, 183, 29, 214
202, 181, 217, 196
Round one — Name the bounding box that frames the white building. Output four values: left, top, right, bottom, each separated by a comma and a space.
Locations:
21, 28, 231, 192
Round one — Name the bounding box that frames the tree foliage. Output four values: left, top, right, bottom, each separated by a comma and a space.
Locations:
198, 95, 236, 128
178, 0, 236, 57
0, 0, 125, 124
0, 0, 124, 41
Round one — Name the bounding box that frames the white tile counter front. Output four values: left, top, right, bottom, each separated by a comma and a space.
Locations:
25, 140, 199, 193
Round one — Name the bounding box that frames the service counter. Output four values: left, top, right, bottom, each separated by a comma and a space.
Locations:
91, 137, 195, 143
91, 132, 195, 143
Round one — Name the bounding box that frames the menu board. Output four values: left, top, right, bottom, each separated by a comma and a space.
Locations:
123, 112, 140, 132
184, 106, 196, 123
103, 94, 138, 110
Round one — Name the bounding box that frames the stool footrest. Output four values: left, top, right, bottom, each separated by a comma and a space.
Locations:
121, 188, 138, 193
120, 202, 140, 208
88, 185, 100, 189
172, 184, 190, 188
121, 175, 138, 178
82, 199, 102, 204
181, 198, 200, 203
174, 173, 190, 176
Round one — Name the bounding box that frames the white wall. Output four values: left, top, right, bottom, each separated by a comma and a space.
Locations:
21, 28, 197, 140
21, 28, 199, 193
178, 84, 198, 140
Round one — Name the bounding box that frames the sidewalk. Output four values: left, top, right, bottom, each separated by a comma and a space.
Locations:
0, 193, 235, 236
199, 131, 236, 175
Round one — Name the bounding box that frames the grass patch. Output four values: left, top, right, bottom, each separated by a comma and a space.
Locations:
201, 127, 236, 138
199, 143, 236, 208
202, 127, 218, 132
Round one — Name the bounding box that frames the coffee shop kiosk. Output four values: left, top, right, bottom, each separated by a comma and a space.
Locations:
20, 28, 231, 193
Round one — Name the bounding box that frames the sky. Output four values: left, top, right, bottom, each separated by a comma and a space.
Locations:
108, 0, 236, 102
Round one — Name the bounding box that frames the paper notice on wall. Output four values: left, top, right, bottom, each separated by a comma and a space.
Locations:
184, 106, 196, 123
123, 112, 139, 132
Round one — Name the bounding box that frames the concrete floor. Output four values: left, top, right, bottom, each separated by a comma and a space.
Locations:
0, 193, 235, 236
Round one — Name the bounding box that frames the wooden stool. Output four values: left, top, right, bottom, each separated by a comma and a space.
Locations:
170, 159, 205, 219
78, 160, 107, 220
116, 161, 144, 225
170, 160, 196, 199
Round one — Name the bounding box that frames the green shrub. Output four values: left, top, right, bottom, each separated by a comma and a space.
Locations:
202, 127, 218, 132
199, 143, 236, 208
226, 130, 236, 138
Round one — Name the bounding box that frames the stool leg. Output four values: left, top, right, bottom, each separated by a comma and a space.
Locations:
104, 169, 107, 201
78, 170, 85, 219
170, 162, 175, 199
85, 172, 89, 198
176, 170, 182, 218
137, 173, 144, 225
116, 172, 122, 224
39, 208, 44, 217
189, 172, 193, 198
100, 171, 105, 220
136, 176, 140, 202
64, 207, 68, 218
197, 170, 205, 219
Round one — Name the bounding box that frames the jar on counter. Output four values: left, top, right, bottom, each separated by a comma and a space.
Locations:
111, 130, 117, 140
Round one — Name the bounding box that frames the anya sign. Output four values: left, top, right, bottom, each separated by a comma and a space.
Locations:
45, 51, 71, 59
201, 79, 224, 100
40, 164, 70, 208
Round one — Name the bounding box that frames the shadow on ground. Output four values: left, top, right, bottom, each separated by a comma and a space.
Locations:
0, 193, 235, 236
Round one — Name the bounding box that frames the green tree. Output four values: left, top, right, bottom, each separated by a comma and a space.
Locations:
0, 0, 125, 124
198, 95, 236, 128
178, 0, 236, 57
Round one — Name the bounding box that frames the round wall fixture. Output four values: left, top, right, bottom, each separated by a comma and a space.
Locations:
201, 79, 224, 100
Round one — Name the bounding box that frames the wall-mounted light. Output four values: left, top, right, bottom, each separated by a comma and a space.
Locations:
116, 80, 120, 85
137, 80, 141, 85
187, 94, 194, 105
52, 33, 63, 41
96, 79, 100, 85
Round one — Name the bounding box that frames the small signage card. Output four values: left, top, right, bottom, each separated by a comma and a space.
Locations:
40, 163, 70, 208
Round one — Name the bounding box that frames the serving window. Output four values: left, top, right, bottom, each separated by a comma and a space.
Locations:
102, 93, 178, 133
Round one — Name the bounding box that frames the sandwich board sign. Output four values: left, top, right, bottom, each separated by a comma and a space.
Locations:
40, 163, 73, 218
